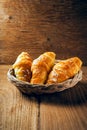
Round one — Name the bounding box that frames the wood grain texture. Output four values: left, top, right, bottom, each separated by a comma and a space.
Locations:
40, 67, 87, 130
0, 65, 87, 130
0, 65, 39, 130
0, 0, 87, 65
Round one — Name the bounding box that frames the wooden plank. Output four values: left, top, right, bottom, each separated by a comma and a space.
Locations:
0, 65, 87, 130
40, 67, 87, 130
0, 0, 87, 65
0, 65, 39, 130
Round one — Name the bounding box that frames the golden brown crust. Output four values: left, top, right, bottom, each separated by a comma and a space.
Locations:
12, 52, 82, 85
30, 52, 56, 84
13, 52, 32, 82
47, 57, 82, 84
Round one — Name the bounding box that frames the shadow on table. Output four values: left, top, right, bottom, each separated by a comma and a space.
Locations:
38, 81, 87, 106
23, 81, 87, 106
30, 82, 87, 105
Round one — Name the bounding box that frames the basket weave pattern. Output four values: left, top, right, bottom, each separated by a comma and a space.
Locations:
7, 68, 82, 94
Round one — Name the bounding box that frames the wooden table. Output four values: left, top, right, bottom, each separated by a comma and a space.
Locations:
0, 65, 87, 130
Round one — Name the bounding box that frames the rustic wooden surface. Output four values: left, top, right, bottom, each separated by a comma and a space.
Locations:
0, 65, 39, 130
40, 66, 87, 130
0, 0, 87, 65
0, 65, 87, 130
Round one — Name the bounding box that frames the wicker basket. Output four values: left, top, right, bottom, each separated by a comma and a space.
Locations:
7, 68, 82, 94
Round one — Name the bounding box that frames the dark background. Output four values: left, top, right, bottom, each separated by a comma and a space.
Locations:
0, 0, 87, 65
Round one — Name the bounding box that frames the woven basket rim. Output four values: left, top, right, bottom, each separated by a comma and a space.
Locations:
7, 68, 82, 89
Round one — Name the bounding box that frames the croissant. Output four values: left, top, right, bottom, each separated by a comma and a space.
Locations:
13, 52, 32, 82
47, 57, 82, 84
30, 52, 56, 84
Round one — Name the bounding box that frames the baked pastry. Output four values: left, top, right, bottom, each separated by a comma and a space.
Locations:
47, 57, 82, 84
30, 52, 56, 84
13, 52, 32, 82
